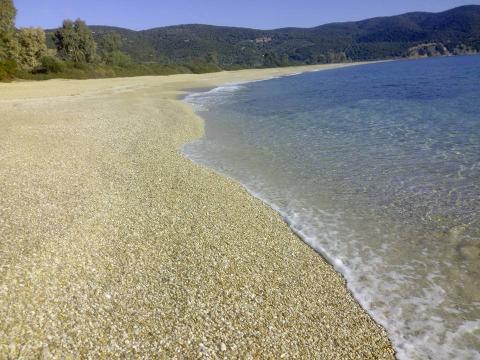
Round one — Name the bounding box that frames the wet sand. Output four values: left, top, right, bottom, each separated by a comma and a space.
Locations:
0, 64, 395, 358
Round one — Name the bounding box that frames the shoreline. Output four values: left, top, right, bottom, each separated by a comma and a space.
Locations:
0, 63, 396, 358
181, 76, 398, 352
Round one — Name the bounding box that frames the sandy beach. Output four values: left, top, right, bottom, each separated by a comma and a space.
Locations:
0, 64, 395, 358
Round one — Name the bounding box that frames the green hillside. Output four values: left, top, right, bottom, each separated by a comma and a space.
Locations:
60, 5, 480, 69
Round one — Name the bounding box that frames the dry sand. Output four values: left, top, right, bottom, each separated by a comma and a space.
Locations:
0, 64, 395, 359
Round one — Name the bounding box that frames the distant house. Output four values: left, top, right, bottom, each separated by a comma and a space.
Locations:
255, 37, 272, 44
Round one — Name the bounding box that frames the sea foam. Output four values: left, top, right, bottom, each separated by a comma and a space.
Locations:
183, 56, 480, 360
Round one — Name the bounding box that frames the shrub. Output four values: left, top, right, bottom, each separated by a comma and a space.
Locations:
13, 27, 48, 70
186, 61, 222, 74
104, 50, 132, 67
38, 55, 64, 73
72, 61, 89, 70
0, 59, 16, 80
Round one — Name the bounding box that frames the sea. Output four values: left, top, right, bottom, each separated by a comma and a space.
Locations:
183, 56, 480, 360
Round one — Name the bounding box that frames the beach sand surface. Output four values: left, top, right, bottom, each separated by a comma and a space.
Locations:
0, 64, 395, 358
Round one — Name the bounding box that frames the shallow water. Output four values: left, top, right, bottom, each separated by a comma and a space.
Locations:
183, 56, 480, 360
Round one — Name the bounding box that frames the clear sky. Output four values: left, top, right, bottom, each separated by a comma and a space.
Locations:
15, 0, 480, 30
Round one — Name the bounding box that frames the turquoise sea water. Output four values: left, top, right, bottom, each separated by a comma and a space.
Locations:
183, 56, 480, 359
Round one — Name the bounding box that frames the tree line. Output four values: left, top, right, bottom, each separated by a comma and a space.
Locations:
3, 1, 477, 80
0, 0, 131, 80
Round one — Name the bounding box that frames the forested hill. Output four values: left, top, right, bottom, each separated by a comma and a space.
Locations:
53, 5, 480, 69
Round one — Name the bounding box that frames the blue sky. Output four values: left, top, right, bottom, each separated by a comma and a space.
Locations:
15, 0, 480, 30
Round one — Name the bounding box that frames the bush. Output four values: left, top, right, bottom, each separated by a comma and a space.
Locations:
186, 61, 222, 74
13, 27, 49, 70
39, 56, 64, 73
105, 51, 132, 67
72, 61, 89, 70
0, 59, 17, 81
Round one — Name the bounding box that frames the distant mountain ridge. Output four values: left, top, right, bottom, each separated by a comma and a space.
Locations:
48, 5, 480, 69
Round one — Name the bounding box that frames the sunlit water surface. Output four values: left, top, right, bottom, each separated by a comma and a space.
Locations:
183, 56, 480, 359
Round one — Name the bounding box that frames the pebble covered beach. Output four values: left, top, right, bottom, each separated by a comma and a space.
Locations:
0, 64, 395, 358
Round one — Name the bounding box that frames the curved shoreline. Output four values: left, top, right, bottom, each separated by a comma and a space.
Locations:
0, 64, 395, 358
181, 78, 399, 353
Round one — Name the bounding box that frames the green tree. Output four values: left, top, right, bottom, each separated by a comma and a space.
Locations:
280, 53, 289, 67
205, 51, 219, 65
100, 31, 121, 53
13, 27, 48, 70
0, 0, 17, 79
263, 52, 280, 67
0, 0, 16, 33
98, 31, 131, 66
54, 19, 97, 63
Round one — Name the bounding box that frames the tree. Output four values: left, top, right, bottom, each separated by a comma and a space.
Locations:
54, 19, 97, 63
100, 31, 121, 54
205, 51, 219, 65
98, 31, 131, 66
0, 0, 17, 79
280, 53, 290, 67
0, 0, 16, 33
13, 27, 48, 70
263, 52, 280, 67
0, 0, 16, 59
